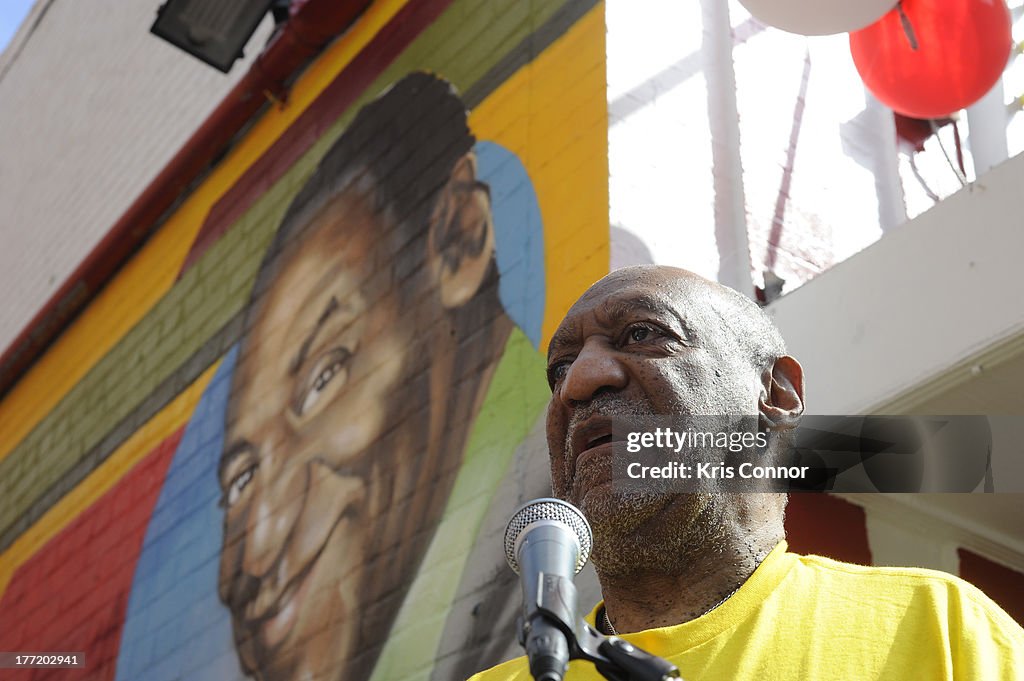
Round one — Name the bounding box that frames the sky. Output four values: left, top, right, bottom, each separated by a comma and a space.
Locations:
0, 0, 35, 55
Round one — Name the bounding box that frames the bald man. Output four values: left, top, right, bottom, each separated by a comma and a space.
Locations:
471, 266, 1024, 681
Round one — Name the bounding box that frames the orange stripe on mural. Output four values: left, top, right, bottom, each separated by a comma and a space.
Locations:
0, 360, 218, 599
0, 0, 411, 465
467, 4, 609, 350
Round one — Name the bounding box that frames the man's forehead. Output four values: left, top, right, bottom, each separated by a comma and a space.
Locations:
585, 266, 704, 298
575, 267, 718, 314
548, 267, 718, 354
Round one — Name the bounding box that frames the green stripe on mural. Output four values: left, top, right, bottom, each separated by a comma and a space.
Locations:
369, 328, 549, 681
0, 0, 576, 545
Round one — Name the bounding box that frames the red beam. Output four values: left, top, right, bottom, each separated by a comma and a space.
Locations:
0, 0, 372, 398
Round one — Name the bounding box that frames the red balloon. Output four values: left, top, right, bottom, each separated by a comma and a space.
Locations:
850, 0, 1012, 119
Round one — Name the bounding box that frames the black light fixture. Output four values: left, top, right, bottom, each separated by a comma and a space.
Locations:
151, 0, 279, 73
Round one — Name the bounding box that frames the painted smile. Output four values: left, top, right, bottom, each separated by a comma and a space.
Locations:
238, 467, 366, 655
253, 556, 318, 649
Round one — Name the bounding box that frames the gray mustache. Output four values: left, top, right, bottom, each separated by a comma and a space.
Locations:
564, 393, 656, 456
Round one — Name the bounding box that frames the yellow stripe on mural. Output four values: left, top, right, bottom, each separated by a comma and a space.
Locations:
0, 0, 411, 465
0, 360, 219, 600
467, 5, 609, 351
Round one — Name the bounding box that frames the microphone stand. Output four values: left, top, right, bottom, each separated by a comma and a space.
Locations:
518, 573, 681, 681
573, 619, 681, 681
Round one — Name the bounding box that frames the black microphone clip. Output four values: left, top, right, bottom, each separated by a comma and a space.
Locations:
517, 572, 579, 681
518, 601, 681, 681
573, 620, 681, 681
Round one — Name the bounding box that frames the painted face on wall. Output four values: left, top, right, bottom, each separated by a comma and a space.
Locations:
218, 188, 412, 681
216, 115, 507, 679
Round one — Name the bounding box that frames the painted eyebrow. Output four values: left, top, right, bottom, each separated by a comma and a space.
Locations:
218, 438, 255, 485
288, 295, 341, 376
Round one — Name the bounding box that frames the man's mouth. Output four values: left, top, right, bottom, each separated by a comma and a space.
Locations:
570, 416, 618, 464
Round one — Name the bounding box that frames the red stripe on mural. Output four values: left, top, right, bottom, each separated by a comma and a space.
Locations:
0, 427, 185, 681
178, 0, 455, 277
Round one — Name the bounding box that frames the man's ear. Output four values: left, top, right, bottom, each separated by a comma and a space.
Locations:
427, 152, 495, 309
759, 355, 805, 431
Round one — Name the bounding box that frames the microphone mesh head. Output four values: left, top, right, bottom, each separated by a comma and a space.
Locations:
504, 497, 593, 575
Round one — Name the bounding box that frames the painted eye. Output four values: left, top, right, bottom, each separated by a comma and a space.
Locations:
296, 348, 351, 417
225, 466, 256, 507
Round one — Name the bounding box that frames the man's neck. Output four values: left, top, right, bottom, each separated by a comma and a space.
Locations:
597, 520, 783, 634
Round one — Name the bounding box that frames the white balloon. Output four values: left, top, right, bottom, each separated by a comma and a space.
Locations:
737, 0, 898, 36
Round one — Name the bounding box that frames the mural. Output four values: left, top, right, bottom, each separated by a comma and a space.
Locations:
218, 72, 523, 681
0, 1, 608, 680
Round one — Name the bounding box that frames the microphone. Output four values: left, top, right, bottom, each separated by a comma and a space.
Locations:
504, 498, 593, 681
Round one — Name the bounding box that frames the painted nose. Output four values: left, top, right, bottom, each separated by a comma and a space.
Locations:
242, 441, 305, 579
558, 337, 628, 405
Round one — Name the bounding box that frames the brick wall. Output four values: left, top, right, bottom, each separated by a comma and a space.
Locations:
0, 0, 275, 352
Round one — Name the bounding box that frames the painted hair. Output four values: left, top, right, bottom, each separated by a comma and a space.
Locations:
249, 71, 478, 307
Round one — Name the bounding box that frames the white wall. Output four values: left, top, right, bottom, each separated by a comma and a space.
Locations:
766, 150, 1024, 415
0, 0, 273, 351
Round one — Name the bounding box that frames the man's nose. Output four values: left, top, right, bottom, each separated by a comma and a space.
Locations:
558, 338, 628, 405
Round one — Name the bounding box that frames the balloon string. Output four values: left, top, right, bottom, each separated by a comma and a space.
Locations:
897, 1, 919, 51
930, 119, 968, 187
951, 120, 966, 179
908, 154, 940, 203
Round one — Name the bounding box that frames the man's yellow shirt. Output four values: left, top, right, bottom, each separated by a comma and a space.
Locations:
469, 541, 1024, 680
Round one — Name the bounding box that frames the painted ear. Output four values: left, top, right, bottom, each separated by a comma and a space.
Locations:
427, 152, 495, 309
759, 355, 805, 431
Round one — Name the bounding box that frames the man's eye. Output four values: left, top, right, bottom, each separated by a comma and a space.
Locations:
624, 323, 660, 345
547, 360, 572, 388
296, 348, 351, 417
224, 466, 256, 508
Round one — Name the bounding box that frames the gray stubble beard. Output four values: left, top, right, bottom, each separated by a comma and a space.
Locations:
555, 394, 728, 578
